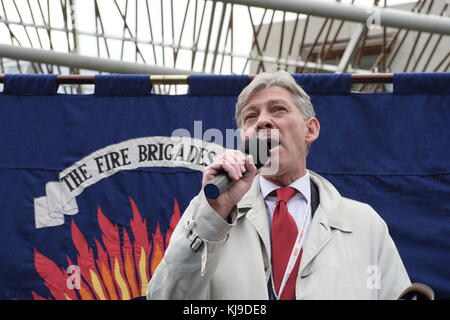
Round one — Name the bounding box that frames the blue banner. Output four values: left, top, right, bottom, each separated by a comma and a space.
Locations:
0, 73, 449, 299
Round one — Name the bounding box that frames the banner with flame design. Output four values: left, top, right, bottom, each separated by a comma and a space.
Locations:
1, 73, 450, 299
0, 74, 244, 300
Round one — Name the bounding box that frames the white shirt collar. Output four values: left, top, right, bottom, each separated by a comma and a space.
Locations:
259, 171, 311, 203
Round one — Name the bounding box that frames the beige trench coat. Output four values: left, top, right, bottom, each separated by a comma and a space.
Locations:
147, 170, 411, 300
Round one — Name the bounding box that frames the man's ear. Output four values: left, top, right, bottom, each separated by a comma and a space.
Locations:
305, 117, 320, 143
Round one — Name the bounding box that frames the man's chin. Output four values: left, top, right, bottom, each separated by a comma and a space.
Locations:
260, 158, 282, 176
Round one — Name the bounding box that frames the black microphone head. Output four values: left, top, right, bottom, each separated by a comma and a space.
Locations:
241, 138, 279, 169
203, 138, 280, 199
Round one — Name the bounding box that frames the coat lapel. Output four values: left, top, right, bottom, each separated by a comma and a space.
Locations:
235, 171, 354, 281
299, 170, 353, 275
299, 204, 332, 275
237, 176, 272, 272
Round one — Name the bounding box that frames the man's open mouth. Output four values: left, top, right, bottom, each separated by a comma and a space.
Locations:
257, 132, 281, 149
259, 137, 280, 156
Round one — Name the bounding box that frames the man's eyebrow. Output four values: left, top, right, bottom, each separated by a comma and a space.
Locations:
242, 105, 258, 113
243, 99, 290, 112
267, 98, 290, 106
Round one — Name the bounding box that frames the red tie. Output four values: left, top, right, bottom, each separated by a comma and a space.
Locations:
271, 187, 302, 300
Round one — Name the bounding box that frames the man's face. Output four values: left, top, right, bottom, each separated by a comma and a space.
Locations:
240, 86, 319, 180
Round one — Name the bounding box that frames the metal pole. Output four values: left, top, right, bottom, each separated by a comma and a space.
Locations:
0, 43, 194, 75
69, 0, 78, 54
220, 0, 450, 35
0, 73, 395, 85
336, 23, 367, 73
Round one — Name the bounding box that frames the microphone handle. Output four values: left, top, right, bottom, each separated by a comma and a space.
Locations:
204, 137, 273, 199
204, 172, 236, 199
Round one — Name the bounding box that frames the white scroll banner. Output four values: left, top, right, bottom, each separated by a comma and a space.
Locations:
34, 136, 224, 229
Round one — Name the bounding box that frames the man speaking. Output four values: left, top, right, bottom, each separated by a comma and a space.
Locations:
146, 71, 411, 300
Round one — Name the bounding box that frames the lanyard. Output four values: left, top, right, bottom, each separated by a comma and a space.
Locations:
271, 199, 311, 300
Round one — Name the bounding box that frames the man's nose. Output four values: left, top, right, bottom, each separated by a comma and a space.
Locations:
256, 112, 274, 130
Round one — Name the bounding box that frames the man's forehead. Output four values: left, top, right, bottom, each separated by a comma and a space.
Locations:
243, 86, 294, 108
242, 97, 293, 112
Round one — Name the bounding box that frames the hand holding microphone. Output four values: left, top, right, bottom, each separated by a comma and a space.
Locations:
201, 138, 278, 220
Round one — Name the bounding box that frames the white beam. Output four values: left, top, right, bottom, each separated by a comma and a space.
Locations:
221, 0, 450, 35
336, 24, 367, 73
0, 44, 195, 75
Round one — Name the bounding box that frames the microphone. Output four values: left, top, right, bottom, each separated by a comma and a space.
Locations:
204, 138, 279, 199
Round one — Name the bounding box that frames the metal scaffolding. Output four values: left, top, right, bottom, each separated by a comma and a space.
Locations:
0, 0, 449, 94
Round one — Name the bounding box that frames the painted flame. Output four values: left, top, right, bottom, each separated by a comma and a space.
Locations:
32, 197, 181, 300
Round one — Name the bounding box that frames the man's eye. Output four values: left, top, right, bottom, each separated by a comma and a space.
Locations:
244, 114, 256, 121
274, 106, 286, 112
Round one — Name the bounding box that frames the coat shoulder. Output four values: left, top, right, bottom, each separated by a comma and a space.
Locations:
339, 197, 387, 230
340, 197, 376, 213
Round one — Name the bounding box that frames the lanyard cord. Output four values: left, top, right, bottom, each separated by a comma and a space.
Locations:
271, 200, 311, 300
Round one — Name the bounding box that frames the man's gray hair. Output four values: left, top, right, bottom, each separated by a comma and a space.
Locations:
235, 71, 315, 128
